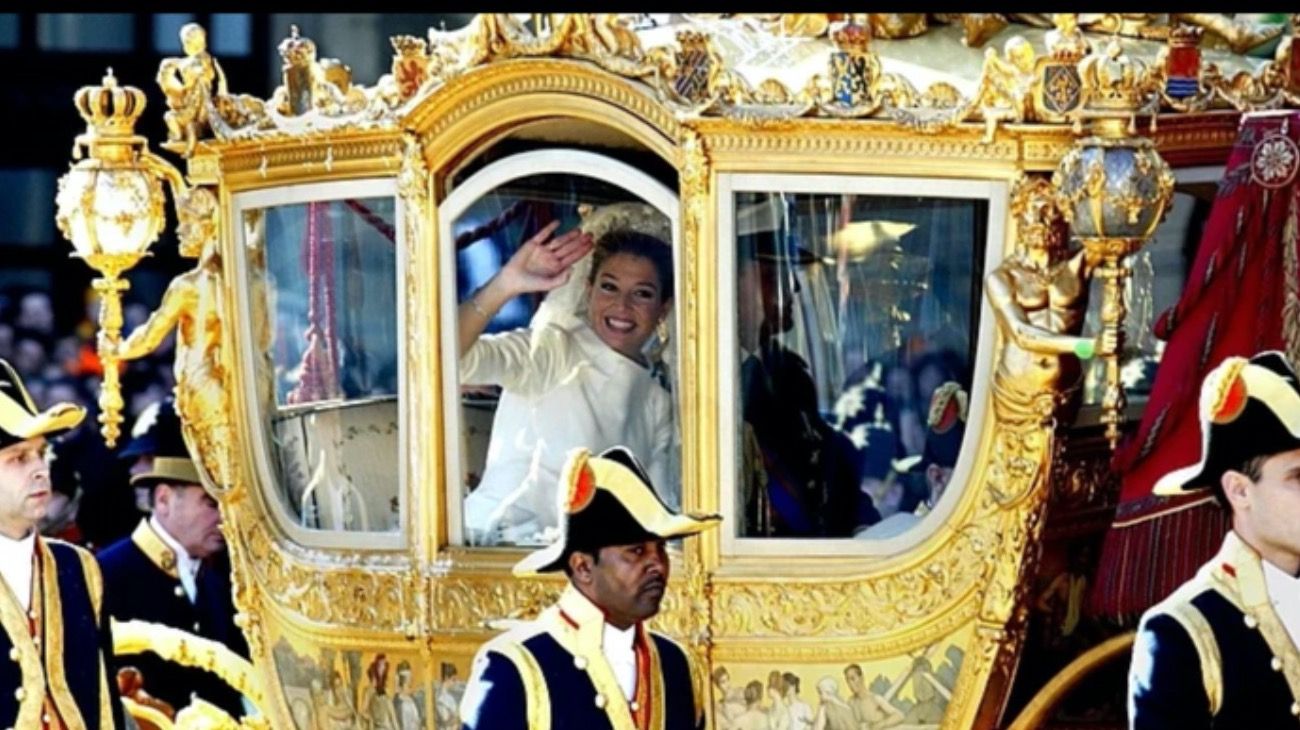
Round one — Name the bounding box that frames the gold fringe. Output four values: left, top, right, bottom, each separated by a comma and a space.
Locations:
1284, 194, 1300, 368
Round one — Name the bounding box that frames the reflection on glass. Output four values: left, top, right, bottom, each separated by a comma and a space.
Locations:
1082, 185, 1211, 403
455, 173, 678, 546
735, 190, 986, 539
245, 196, 401, 533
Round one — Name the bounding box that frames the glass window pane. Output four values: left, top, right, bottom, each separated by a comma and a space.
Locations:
245, 196, 401, 534
454, 173, 679, 547
210, 13, 250, 56
0, 15, 19, 48
38, 14, 134, 52
152, 13, 193, 54
734, 189, 986, 539
0, 169, 57, 246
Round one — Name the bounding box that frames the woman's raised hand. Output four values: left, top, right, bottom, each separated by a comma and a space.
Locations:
498, 220, 595, 295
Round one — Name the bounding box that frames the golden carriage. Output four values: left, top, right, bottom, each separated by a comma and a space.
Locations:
50, 12, 1300, 729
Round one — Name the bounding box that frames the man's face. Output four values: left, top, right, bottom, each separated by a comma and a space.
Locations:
154, 481, 224, 559
577, 538, 669, 629
1228, 447, 1300, 567
738, 259, 797, 348
0, 437, 51, 538
844, 667, 866, 696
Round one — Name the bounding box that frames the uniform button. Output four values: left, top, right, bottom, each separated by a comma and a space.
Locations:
573, 656, 587, 670
1291, 702, 1300, 716
13, 687, 24, 701
630, 701, 640, 711
41, 714, 49, 724
7, 648, 16, 662
1245, 614, 1259, 629
1272, 657, 1283, 671
174, 586, 185, 598
192, 622, 201, 632
594, 693, 606, 708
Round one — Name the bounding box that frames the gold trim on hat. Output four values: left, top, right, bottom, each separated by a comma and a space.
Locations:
513, 448, 720, 577
129, 456, 201, 488
1154, 356, 1300, 496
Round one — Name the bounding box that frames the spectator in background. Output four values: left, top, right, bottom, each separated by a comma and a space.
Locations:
15, 291, 55, 340
12, 337, 47, 377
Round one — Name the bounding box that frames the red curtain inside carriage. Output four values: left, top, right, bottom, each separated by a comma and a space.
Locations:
1091, 111, 1300, 621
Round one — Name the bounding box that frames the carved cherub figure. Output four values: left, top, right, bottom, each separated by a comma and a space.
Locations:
975, 36, 1038, 140
156, 23, 228, 157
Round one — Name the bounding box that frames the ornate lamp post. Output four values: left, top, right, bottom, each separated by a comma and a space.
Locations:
1053, 41, 1176, 448
54, 69, 191, 446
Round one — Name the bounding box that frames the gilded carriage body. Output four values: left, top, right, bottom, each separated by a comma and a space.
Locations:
52, 13, 1300, 729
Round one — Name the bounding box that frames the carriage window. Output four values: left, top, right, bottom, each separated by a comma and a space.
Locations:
447, 167, 680, 548
242, 191, 402, 535
733, 188, 987, 540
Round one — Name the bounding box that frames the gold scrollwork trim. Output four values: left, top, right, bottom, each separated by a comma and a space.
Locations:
409, 58, 681, 146
215, 132, 405, 182
237, 518, 421, 634
713, 606, 981, 664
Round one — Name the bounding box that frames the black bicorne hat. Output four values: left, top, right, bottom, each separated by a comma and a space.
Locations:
0, 358, 85, 451
125, 398, 201, 488
513, 446, 721, 577
1154, 351, 1300, 495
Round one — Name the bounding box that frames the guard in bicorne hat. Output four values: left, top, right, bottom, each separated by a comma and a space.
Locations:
97, 397, 249, 719
460, 446, 716, 730
0, 358, 123, 730
1129, 351, 1300, 728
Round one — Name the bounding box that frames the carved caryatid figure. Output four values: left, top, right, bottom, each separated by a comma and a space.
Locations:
110, 188, 233, 489
985, 177, 1114, 423
156, 23, 228, 157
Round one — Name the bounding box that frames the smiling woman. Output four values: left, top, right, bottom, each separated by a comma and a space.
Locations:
455, 190, 678, 547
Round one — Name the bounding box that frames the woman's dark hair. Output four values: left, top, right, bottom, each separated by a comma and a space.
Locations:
588, 230, 674, 301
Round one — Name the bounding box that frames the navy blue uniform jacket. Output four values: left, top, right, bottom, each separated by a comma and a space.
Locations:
0, 536, 123, 729
97, 519, 248, 718
1130, 531, 1300, 728
461, 586, 706, 730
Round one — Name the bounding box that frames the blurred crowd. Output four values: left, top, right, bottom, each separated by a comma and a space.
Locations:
0, 287, 176, 550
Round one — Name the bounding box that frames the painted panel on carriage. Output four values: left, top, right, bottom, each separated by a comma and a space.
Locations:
242, 196, 402, 535
731, 189, 986, 541
270, 634, 469, 730
711, 642, 966, 730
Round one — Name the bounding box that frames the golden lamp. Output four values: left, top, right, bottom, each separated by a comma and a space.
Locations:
54, 69, 190, 446
1053, 40, 1176, 448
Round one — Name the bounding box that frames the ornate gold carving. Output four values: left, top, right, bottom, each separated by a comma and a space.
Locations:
411, 60, 680, 147
157, 23, 228, 158
240, 520, 419, 633
987, 175, 1103, 425
139, 15, 1300, 149
113, 618, 267, 719
111, 186, 235, 490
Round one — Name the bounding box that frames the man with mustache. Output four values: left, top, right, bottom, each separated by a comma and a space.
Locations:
460, 446, 717, 729
0, 358, 123, 729
97, 398, 249, 719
